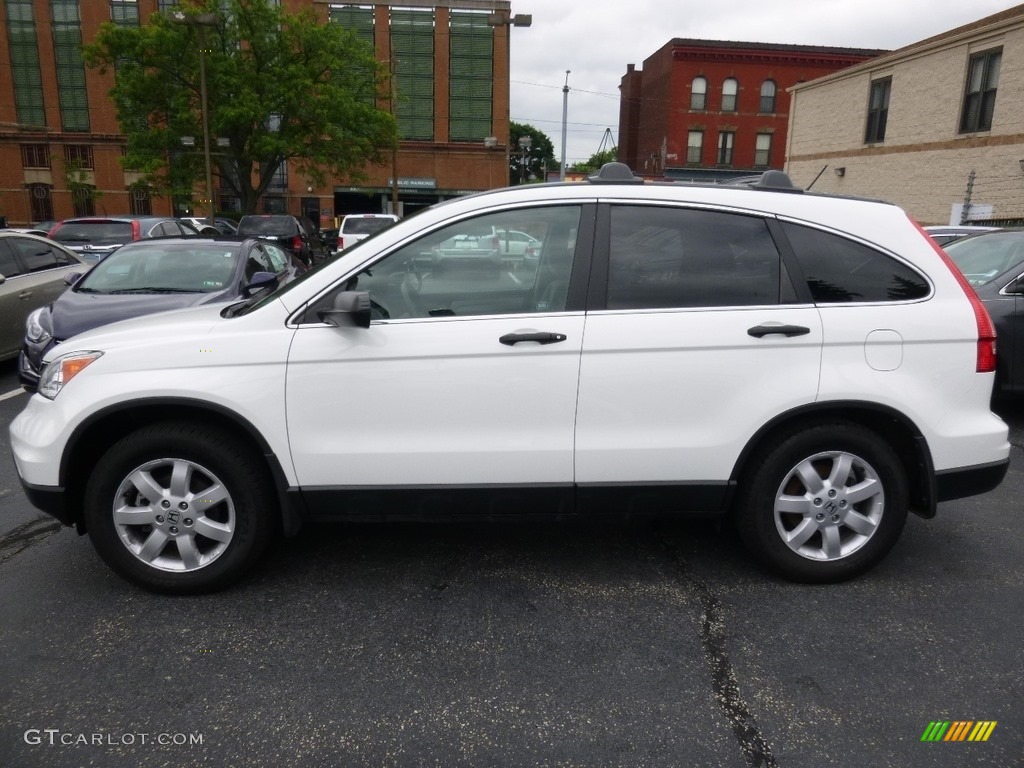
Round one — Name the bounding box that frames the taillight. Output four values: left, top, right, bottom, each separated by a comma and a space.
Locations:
132, 220, 142, 240
913, 218, 997, 373
292, 234, 302, 252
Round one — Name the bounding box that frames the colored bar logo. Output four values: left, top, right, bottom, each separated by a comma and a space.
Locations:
921, 721, 997, 742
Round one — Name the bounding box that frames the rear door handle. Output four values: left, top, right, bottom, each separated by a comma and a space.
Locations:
18, 290, 33, 300
747, 324, 811, 338
499, 332, 567, 346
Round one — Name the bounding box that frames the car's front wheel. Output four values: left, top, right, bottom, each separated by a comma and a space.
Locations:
735, 423, 909, 582
84, 422, 274, 594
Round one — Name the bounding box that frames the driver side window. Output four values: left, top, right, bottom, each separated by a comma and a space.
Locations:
338, 206, 581, 321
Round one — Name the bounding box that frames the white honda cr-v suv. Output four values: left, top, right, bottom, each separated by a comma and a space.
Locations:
10, 165, 1010, 593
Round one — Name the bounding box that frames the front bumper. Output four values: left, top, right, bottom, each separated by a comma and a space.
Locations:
17, 349, 42, 391
18, 479, 74, 527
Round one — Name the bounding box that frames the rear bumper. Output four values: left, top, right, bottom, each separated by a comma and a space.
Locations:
935, 458, 1010, 502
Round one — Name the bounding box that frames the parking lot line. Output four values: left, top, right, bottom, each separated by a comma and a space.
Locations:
0, 388, 25, 402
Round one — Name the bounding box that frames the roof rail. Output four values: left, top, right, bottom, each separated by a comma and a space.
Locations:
586, 162, 645, 185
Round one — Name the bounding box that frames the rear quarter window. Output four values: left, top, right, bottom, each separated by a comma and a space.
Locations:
781, 221, 930, 303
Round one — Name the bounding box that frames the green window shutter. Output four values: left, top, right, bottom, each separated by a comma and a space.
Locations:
391, 8, 433, 141
449, 12, 492, 141
110, 1, 140, 27
50, 0, 90, 132
329, 5, 376, 105
5, 0, 46, 127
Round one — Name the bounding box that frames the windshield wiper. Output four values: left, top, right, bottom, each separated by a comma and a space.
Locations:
108, 287, 201, 294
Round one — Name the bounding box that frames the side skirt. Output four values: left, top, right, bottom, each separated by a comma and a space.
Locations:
297, 482, 733, 522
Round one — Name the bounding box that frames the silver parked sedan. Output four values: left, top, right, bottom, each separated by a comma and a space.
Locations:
0, 231, 87, 361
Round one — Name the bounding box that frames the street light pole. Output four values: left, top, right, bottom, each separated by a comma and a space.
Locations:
197, 25, 214, 226
518, 135, 532, 184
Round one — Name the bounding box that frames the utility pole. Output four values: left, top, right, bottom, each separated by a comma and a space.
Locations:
559, 70, 570, 181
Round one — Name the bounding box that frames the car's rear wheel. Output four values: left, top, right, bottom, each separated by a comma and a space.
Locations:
735, 423, 908, 582
84, 422, 274, 594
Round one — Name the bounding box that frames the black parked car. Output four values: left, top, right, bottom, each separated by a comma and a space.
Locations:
235, 214, 315, 266
19, 236, 305, 390
944, 229, 1024, 395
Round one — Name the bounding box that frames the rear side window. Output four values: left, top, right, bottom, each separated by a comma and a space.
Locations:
781, 221, 929, 303
7, 237, 62, 272
0, 241, 23, 278
607, 206, 785, 309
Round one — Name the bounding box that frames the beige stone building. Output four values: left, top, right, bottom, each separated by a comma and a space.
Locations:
785, 4, 1024, 226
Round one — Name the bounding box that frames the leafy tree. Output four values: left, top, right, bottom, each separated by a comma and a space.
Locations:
509, 122, 558, 185
83, 0, 397, 213
570, 148, 617, 175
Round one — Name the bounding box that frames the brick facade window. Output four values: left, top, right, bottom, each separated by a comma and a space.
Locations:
759, 80, 777, 113
717, 131, 734, 165
722, 78, 738, 112
28, 184, 53, 223
690, 77, 707, 111
687, 130, 703, 164
754, 133, 772, 167
21, 144, 50, 168
64, 144, 93, 169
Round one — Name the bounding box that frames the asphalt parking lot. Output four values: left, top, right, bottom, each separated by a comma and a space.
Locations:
0, 358, 1021, 768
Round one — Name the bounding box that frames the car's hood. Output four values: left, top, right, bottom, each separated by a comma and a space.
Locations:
45, 298, 237, 362
51, 289, 226, 341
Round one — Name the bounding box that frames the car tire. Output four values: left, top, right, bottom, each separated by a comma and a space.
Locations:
84, 422, 275, 594
735, 422, 908, 583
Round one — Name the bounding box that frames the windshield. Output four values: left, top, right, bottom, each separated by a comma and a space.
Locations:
77, 242, 241, 294
237, 216, 297, 237
51, 221, 134, 246
342, 217, 396, 236
945, 233, 1024, 287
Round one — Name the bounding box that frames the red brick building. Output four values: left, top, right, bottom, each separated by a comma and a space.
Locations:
618, 39, 885, 181
0, 0, 517, 227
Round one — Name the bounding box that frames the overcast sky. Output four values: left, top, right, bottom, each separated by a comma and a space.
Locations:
508, 0, 1018, 167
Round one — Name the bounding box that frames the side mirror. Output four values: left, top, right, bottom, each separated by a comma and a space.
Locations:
64, 272, 82, 286
318, 290, 371, 328
0, 273, 5, 286
242, 271, 278, 297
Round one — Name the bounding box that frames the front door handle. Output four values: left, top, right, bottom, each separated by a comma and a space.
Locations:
18, 290, 33, 300
499, 331, 567, 346
747, 324, 811, 338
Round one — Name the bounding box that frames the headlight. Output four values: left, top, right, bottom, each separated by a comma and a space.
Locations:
38, 351, 103, 400
25, 307, 52, 345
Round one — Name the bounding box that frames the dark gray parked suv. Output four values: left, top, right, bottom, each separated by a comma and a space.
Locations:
236, 214, 315, 266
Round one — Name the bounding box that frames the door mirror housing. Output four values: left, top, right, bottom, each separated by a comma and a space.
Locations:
64, 272, 82, 286
242, 271, 278, 298
318, 291, 371, 328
